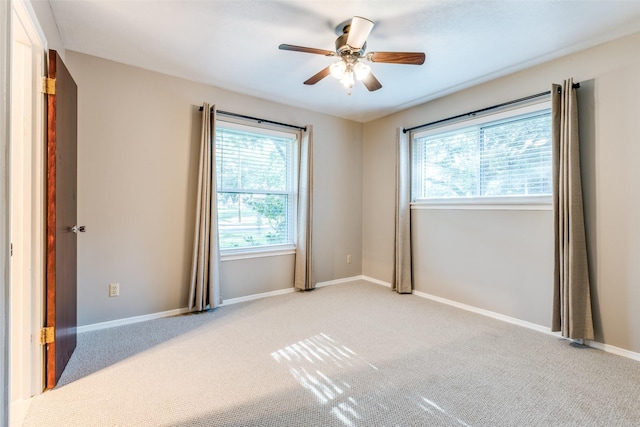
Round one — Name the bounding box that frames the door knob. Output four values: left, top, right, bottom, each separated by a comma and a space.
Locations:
72, 225, 86, 233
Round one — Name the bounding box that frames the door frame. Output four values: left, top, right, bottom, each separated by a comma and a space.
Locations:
1, 1, 12, 426
8, 0, 46, 424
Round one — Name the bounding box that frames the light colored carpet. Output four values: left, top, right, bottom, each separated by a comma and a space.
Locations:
23, 281, 640, 426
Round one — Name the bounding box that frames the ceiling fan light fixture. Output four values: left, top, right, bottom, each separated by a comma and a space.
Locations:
330, 60, 347, 79
354, 61, 371, 81
340, 70, 355, 88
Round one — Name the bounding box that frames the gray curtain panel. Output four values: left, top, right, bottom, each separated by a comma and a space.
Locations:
394, 128, 412, 294
188, 103, 221, 311
295, 126, 314, 290
551, 80, 594, 340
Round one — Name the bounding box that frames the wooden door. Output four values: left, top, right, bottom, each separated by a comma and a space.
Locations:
45, 49, 78, 389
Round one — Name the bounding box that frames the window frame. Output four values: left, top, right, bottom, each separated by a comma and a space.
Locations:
215, 118, 300, 259
410, 99, 553, 211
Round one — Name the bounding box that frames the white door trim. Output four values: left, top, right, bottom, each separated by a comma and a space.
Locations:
9, 0, 46, 425
1, 1, 12, 426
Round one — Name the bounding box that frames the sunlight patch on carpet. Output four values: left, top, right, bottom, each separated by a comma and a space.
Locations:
271, 333, 375, 426
271, 332, 475, 426
420, 397, 472, 427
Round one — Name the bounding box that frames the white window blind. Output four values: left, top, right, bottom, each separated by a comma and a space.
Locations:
216, 123, 297, 251
412, 106, 552, 203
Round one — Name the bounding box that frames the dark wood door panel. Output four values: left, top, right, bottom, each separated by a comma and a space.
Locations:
46, 49, 78, 389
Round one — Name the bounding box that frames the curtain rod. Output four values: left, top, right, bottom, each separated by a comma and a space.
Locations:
198, 107, 306, 132
403, 82, 580, 134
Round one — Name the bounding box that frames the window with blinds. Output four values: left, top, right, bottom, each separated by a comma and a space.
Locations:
216, 123, 298, 251
411, 103, 552, 204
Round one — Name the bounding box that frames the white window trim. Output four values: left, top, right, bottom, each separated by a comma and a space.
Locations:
411, 195, 552, 211
413, 99, 551, 139
216, 118, 300, 257
217, 118, 297, 140
221, 244, 296, 261
411, 98, 553, 209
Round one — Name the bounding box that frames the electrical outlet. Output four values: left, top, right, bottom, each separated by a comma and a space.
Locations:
109, 283, 120, 297
347, 254, 352, 264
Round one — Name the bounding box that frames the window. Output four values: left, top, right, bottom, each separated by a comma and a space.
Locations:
411, 102, 552, 205
216, 122, 298, 252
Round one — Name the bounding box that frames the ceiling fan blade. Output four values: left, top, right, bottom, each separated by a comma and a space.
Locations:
369, 52, 426, 65
279, 44, 335, 56
304, 66, 331, 85
361, 72, 382, 92
346, 16, 374, 50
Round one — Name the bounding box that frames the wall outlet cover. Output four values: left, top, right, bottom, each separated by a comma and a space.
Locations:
109, 283, 120, 297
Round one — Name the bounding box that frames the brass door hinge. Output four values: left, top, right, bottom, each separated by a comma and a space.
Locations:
42, 77, 56, 95
40, 327, 55, 345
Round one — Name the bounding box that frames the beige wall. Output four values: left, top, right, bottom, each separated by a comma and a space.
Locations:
29, 0, 64, 57
28, 1, 640, 355
65, 51, 363, 326
412, 209, 554, 327
362, 32, 640, 353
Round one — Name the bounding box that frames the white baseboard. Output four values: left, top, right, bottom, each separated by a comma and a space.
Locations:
315, 276, 364, 288
76, 276, 640, 363
359, 276, 553, 337
360, 275, 392, 288
586, 340, 640, 362
77, 307, 191, 333
78, 277, 367, 333
220, 288, 295, 306
405, 287, 640, 362
77, 288, 297, 333
412, 289, 554, 336
316, 275, 392, 288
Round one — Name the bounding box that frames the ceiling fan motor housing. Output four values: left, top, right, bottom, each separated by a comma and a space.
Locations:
335, 31, 366, 57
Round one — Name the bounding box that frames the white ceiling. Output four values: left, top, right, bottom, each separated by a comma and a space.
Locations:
46, 0, 640, 123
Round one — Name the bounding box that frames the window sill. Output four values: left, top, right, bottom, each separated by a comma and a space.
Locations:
221, 246, 296, 261
411, 196, 552, 211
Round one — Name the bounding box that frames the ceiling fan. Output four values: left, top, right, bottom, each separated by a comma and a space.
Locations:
279, 16, 425, 94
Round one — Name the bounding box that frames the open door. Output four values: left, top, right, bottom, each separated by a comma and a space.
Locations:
45, 49, 79, 389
